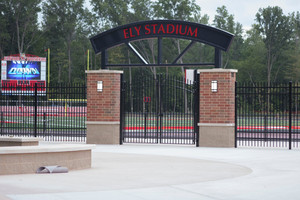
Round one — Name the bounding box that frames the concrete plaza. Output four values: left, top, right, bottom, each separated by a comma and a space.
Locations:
1, 143, 300, 200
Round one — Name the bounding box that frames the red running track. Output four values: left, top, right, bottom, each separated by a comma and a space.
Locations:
124, 126, 300, 130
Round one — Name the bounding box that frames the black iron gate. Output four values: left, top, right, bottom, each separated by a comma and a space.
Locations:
121, 72, 199, 145
235, 82, 300, 149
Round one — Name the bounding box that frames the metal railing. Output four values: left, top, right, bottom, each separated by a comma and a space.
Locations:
0, 83, 86, 142
121, 73, 199, 145
235, 82, 300, 149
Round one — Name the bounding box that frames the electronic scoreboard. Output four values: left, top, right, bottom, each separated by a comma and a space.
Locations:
1, 54, 46, 95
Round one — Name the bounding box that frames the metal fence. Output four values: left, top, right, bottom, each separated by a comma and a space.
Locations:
4, 78, 300, 148
121, 73, 199, 145
0, 83, 86, 142
235, 82, 300, 149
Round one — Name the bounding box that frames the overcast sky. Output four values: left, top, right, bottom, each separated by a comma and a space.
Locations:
84, 0, 299, 31
195, 0, 299, 30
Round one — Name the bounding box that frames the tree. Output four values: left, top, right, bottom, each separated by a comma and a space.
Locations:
130, 0, 153, 22
255, 6, 293, 85
91, 0, 131, 29
236, 28, 266, 83
43, 0, 88, 84
7, 0, 43, 54
0, 0, 43, 57
214, 6, 234, 31
286, 11, 300, 81
0, 1, 11, 58
213, 6, 244, 69
153, 0, 200, 21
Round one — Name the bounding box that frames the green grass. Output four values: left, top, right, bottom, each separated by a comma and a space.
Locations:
124, 113, 194, 127
1, 116, 86, 129
237, 117, 300, 126
2, 114, 298, 130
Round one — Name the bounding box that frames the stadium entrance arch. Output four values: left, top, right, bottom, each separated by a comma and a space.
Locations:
90, 20, 234, 69
89, 20, 234, 146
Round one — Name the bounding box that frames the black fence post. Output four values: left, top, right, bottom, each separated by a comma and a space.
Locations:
157, 37, 162, 65
193, 70, 200, 147
144, 102, 148, 139
235, 81, 237, 148
1, 112, 3, 135
120, 74, 124, 145
214, 48, 222, 68
34, 83, 38, 137
156, 75, 161, 143
264, 115, 268, 142
43, 112, 46, 134
101, 50, 108, 69
289, 81, 292, 150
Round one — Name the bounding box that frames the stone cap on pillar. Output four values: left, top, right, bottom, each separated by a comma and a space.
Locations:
85, 70, 123, 74
197, 69, 238, 73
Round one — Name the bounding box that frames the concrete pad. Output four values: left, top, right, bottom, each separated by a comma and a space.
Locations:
0, 152, 250, 194
1, 144, 300, 200
0, 137, 43, 147
0, 144, 95, 175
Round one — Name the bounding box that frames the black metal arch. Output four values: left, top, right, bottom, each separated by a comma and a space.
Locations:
90, 20, 234, 69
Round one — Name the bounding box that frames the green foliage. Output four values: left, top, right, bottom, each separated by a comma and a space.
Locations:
255, 6, 294, 84
286, 11, 300, 81
153, 0, 201, 21
235, 28, 266, 82
213, 6, 244, 69
1, 1, 300, 84
0, 0, 43, 57
42, 0, 92, 83
130, 0, 154, 21
0, 2, 11, 58
90, 0, 132, 28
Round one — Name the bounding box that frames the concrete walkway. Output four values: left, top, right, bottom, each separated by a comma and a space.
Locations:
1, 144, 300, 200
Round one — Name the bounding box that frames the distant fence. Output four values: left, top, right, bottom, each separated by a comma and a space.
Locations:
0, 83, 86, 142
3, 80, 300, 148
235, 82, 300, 149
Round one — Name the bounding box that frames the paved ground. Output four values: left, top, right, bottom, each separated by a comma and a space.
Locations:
1, 144, 300, 200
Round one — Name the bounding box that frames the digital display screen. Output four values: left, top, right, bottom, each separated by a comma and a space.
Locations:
6, 61, 41, 80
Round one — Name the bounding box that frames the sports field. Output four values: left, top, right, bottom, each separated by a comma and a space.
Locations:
123, 113, 194, 130
0, 105, 86, 141
0, 105, 299, 146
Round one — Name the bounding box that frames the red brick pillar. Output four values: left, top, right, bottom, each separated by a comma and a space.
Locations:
85, 70, 123, 144
198, 69, 237, 147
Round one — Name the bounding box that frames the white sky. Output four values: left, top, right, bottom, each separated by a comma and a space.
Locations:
83, 0, 299, 31
195, 0, 299, 30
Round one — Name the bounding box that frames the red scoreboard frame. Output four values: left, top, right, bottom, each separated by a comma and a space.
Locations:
1, 54, 46, 95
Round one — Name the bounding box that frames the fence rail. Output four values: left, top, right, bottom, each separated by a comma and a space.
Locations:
121, 73, 198, 145
0, 83, 87, 142
235, 82, 300, 149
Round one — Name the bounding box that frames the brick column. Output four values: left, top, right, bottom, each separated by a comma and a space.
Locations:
198, 69, 237, 147
85, 70, 123, 144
